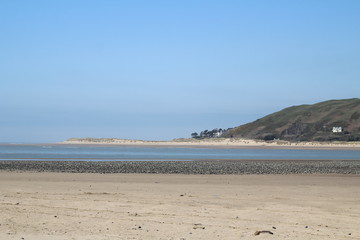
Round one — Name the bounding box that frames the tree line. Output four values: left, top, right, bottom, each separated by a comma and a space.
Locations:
191, 128, 227, 138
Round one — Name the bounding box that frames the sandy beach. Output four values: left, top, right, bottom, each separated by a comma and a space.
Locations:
1, 172, 359, 240
61, 138, 360, 150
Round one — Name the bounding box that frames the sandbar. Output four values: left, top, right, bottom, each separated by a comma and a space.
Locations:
60, 138, 360, 150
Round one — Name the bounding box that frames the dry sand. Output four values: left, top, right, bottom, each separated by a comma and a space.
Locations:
1, 172, 359, 240
61, 138, 360, 150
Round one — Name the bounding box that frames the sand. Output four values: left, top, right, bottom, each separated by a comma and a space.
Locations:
61, 138, 360, 150
1, 172, 359, 240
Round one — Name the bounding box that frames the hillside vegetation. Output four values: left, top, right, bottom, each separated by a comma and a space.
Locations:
222, 98, 360, 142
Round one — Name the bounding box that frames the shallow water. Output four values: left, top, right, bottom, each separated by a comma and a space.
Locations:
0, 144, 359, 161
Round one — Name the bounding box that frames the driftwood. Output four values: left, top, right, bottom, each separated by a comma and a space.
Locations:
254, 230, 274, 236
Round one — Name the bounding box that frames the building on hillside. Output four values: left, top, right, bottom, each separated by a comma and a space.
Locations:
332, 127, 342, 133
215, 129, 224, 137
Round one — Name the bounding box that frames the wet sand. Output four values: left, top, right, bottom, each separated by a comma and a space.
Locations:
1, 172, 359, 240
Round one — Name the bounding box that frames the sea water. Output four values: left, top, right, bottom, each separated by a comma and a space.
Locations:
0, 144, 359, 161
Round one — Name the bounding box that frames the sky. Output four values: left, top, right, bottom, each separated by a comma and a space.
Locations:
1, 0, 360, 143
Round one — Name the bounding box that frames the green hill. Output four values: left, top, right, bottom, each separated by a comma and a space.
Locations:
222, 98, 360, 141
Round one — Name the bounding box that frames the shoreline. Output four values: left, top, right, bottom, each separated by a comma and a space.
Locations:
3, 138, 360, 150
58, 138, 360, 150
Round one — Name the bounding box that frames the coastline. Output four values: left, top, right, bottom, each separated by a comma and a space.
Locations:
58, 137, 360, 150
2, 142, 360, 239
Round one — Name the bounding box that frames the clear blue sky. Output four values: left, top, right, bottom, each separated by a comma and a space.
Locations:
1, 0, 360, 142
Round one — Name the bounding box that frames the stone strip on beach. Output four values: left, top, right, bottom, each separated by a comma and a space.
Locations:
1, 160, 360, 174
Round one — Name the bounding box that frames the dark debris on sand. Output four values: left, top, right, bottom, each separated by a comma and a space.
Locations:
1, 160, 360, 174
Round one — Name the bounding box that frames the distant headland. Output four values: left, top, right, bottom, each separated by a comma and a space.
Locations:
221, 98, 360, 142
62, 98, 360, 148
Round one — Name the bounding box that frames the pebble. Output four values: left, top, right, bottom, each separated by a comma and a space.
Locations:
0, 160, 360, 174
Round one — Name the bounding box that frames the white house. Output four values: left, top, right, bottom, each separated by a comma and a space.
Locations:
215, 130, 223, 137
332, 127, 342, 133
